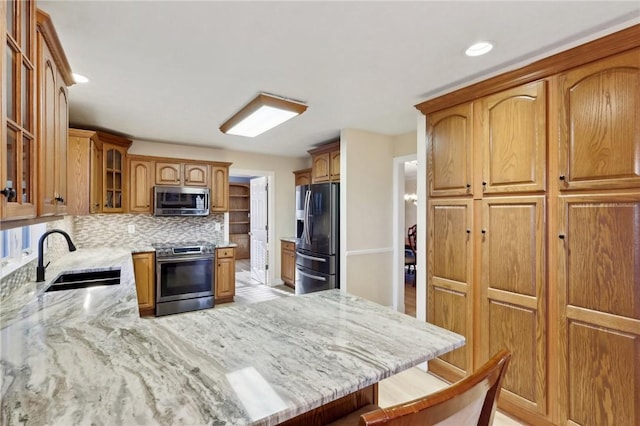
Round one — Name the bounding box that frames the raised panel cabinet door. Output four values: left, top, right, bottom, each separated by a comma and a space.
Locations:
54, 75, 68, 215
427, 103, 474, 197
155, 162, 181, 186
216, 256, 235, 303
558, 48, 640, 191
281, 241, 295, 287
210, 165, 229, 212
479, 81, 546, 194
480, 196, 547, 418
183, 164, 209, 187
312, 153, 330, 183
558, 193, 640, 426
132, 252, 155, 316
427, 198, 473, 382
294, 169, 311, 186
90, 142, 102, 213
330, 150, 340, 181
38, 40, 57, 217
129, 159, 153, 213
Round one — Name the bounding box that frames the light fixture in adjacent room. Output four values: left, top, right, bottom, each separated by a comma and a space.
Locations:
465, 41, 493, 57
219, 93, 308, 137
72, 73, 89, 83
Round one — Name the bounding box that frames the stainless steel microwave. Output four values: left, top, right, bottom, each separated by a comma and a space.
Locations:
153, 186, 210, 216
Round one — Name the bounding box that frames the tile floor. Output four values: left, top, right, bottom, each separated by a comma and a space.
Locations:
227, 260, 526, 425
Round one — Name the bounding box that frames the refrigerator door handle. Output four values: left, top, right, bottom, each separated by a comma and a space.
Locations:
297, 252, 327, 262
297, 269, 327, 281
304, 190, 312, 245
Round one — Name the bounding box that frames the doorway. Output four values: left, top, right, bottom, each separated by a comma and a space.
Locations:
392, 154, 418, 317
228, 170, 274, 290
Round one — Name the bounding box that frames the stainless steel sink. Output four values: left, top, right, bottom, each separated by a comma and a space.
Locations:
46, 269, 121, 292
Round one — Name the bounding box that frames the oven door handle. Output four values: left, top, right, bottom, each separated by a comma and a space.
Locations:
156, 255, 214, 263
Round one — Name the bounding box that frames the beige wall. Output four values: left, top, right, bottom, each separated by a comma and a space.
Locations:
340, 128, 395, 306
392, 131, 417, 157
129, 140, 309, 283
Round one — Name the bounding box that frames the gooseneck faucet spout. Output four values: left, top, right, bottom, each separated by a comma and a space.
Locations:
36, 230, 77, 282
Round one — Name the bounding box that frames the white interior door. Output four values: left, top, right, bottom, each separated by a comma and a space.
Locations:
250, 176, 268, 284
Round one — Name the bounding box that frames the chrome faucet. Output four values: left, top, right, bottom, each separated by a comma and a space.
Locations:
36, 230, 77, 282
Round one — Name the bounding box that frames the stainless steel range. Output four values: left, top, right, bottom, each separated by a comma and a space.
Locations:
153, 241, 215, 316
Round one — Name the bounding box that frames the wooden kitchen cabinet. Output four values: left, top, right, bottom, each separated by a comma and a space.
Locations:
309, 140, 340, 183
478, 81, 546, 194
479, 196, 547, 417
132, 252, 155, 316
281, 239, 295, 288
215, 247, 235, 304
1, 0, 38, 222
155, 161, 209, 187
427, 198, 474, 383
128, 157, 154, 213
427, 103, 473, 197
67, 129, 131, 215
418, 26, 640, 426
557, 193, 640, 426
37, 10, 73, 218
557, 48, 640, 191
210, 164, 229, 212
67, 129, 101, 215
293, 168, 312, 186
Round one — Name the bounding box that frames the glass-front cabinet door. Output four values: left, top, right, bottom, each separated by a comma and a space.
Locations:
103, 143, 127, 212
2, 0, 37, 221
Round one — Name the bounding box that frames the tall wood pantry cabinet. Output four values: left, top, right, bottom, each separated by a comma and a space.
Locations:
418, 26, 639, 426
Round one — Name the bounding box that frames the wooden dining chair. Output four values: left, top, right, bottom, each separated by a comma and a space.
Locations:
330, 350, 511, 426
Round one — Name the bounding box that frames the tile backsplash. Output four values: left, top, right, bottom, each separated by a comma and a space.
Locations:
73, 213, 225, 248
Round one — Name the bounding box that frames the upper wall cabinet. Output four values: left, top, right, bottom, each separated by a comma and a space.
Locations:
557, 48, 640, 191
293, 168, 312, 186
66, 129, 131, 215
1, 0, 38, 221
478, 81, 547, 194
36, 10, 74, 218
210, 164, 229, 212
155, 162, 209, 187
128, 156, 154, 214
309, 140, 340, 183
427, 103, 473, 197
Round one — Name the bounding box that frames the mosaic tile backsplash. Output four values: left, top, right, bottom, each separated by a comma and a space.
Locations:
73, 213, 225, 248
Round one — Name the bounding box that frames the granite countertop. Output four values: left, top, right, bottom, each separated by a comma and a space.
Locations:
1, 248, 464, 425
280, 237, 296, 243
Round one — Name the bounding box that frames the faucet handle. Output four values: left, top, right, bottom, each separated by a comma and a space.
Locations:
45, 261, 51, 269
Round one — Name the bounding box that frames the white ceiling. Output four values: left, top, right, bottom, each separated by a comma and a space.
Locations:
39, 1, 639, 158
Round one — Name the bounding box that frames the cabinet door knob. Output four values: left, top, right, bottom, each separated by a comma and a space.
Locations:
481, 229, 486, 234
466, 184, 471, 189
55, 196, 64, 203
559, 175, 566, 181
559, 234, 565, 239
466, 229, 471, 234
1, 188, 16, 199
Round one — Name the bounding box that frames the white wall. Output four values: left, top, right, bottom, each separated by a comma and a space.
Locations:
340, 128, 395, 306
129, 140, 309, 282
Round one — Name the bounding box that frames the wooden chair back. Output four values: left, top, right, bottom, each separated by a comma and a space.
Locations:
359, 349, 511, 426
407, 224, 417, 253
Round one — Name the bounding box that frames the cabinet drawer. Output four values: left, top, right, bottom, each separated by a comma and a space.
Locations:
217, 248, 235, 258
282, 240, 295, 251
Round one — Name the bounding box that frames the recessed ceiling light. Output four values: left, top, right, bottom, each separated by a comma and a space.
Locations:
72, 73, 89, 84
465, 41, 493, 57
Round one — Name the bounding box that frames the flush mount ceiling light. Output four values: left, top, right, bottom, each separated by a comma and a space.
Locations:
219, 93, 308, 137
465, 41, 494, 57
72, 73, 89, 83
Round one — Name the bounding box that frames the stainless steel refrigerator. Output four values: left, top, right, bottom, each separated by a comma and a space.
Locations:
295, 182, 339, 294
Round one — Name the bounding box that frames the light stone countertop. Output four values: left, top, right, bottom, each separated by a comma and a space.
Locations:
280, 237, 296, 243
1, 248, 464, 426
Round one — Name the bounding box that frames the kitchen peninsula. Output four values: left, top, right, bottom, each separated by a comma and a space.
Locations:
1, 249, 464, 425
